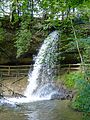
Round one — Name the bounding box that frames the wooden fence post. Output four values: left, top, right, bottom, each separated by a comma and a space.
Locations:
8, 66, 10, 76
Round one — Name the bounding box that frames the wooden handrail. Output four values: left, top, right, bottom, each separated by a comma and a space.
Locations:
0, 65, 31, 68
0, 63, 90, 68
0, 65, 32, 77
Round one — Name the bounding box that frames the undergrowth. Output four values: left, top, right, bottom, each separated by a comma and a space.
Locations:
59, 70, 90, 119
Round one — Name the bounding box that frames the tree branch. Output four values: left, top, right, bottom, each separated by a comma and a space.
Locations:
70, 19, 85, 71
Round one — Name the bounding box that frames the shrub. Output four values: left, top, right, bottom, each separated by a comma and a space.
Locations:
63, 71, 84, 89
72, 80, 90, 112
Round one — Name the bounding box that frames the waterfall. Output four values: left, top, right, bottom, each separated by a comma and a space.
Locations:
24, 31, 59, 100
5, 31, 60, 103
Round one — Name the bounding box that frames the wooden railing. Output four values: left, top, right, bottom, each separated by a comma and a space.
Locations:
0, 64, 82, 78
0, 65, 32, 77
61, 63, 81, 70
61, 63, 90, 75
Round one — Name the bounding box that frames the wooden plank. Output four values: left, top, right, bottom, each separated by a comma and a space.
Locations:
0, 65, 31, 67
0, 69, 29, 71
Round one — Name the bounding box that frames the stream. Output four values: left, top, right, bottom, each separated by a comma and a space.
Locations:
0, 100, 83, 120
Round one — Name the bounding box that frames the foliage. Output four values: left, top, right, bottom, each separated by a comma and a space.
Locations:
0, 23, 5, 42
63, 71, 84, 89
71, 80, 90, 112
15, 21, 32, 58
65, 36, 90, 54
64, 69, 90, 113
69, 37, 90, 114
60, 22, 90, 114
83, 113, 90, 120
0, 0, 90, 58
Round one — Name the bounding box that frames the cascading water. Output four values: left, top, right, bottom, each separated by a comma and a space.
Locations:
24, 31, 59, 99
2, 31, 60, 104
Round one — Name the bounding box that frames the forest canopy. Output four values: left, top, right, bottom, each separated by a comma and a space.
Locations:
0, 0, 90, 58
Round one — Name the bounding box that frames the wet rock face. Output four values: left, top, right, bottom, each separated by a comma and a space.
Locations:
50, 91, 73, 100
50, 85, 73, 100
51, 92, 66, 100
50, 92, 73, 100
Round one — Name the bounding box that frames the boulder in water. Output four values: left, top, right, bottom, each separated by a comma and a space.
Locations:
50, 92, 66, 100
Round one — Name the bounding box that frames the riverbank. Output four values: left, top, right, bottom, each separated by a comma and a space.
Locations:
0, 76, 28, 97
